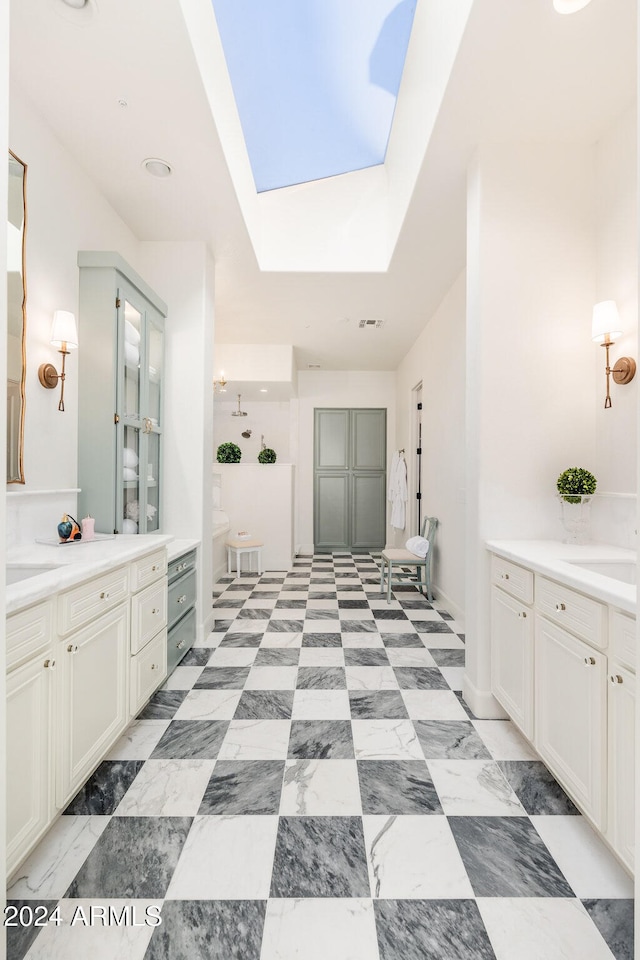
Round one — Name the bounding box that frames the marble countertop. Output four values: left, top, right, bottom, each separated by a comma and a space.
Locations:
7, 534, 174, 616
167, 539, 201, 563
486, 540, 636, 615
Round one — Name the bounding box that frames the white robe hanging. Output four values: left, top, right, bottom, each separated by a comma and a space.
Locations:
388, 451, 408, 530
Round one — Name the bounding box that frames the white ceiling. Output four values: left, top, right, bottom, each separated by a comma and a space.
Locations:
10, 0, 636, 371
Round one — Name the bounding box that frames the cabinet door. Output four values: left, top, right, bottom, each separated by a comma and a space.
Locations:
57, 604, 129, 807
314, 473, 350, 550
7, 656, 54, 875
491, 586, 534, 738
535, 616, 606, 828
351, 473, 386, 550
607, 663, 635, 871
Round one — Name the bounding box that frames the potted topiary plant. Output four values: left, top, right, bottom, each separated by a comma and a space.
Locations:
216, 441, 242, 463
556, 466, 597, 544
556, 467, 597, 504
258, 447, 277, 464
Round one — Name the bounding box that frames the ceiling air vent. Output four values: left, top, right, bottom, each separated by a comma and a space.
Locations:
307, 363, 322, 369
358, 318, 385, 329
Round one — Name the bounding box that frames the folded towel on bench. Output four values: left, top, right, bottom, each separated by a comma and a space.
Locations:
405, 536, 430, 559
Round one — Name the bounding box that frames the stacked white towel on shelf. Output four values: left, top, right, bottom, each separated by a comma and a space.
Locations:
405, 535, 430, 558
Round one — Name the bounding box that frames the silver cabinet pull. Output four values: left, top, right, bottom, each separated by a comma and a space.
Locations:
518, 611, 527, 619
555, 602, 566, 612
610, 674, 624, 684
151, 663, 157, 670
152, 608, 159, 615
67, 644, 78, 653
502, 573, 510, 580
100, 591, 110, 600
177, 595, 187, 604
177, 640, 185, 650
584, 656, 596, 665
44, 659, 56, 668
152, 564, 159, 572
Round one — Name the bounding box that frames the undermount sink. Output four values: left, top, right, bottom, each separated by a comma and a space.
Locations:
566, 559, 637, 585
6, 563, 61, 586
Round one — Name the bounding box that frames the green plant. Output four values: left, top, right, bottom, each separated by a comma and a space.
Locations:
556, 467, 597, 504
216, 441, 242, 464
258, 447, 277, 464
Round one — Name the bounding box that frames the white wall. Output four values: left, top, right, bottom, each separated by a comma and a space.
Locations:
7, 91, 139, 505
465, 143, 597, 717
591, 105, 637, 548
218, 463, 295, 570
296, 370, 397, 553
213, 399, 292, 464
137, 241, 216, 638
395, 271, 466, 622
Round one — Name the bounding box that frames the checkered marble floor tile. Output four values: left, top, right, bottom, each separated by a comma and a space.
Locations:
8, 554, 633, 960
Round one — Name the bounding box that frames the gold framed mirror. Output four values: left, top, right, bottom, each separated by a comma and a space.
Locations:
7, 150, 27, 484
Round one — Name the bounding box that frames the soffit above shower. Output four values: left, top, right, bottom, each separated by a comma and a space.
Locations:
214, 344, 297, 401
210, 0, 417, 193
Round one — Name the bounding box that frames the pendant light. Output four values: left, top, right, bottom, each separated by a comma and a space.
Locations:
231, 394, 248, 417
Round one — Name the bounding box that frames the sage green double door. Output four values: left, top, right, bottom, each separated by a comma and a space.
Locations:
314, 408, 387, 552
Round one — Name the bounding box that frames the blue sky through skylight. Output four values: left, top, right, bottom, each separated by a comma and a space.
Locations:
211, 0, 418, 192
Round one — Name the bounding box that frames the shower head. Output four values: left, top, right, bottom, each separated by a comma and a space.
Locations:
231, 394, 248, 417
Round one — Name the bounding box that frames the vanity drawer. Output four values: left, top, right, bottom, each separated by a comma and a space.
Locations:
58, 567, 129, 637
130, 628, 167, 717
537, 576, 607, 650
168, 550, 196, 583
610, 609, 635, 673
7, 601, 53, 671
130, 548, 168, 594
168, 570, 196, 629
491, 556, 534, 605
130, 579, 168, 655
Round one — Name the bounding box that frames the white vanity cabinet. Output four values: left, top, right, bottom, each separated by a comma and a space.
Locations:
606, 609, 635, 872
129, 548, 168, 717
535, 615, 607, 828
6, 543, 170, 877
490, 557, 534, 738
6, 602, 55, 877
488, 544, 636, 874
57, 599, 129, 808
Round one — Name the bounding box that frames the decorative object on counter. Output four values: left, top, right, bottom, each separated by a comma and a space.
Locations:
231, 393, 248, 417
38, 310, 78, 412
81, 515, 95, 541
591, 300, 636, 409
258, 446, 277, 464
557, 467, 597, 545
57, 513, 82, 542
217, 441, 242, 463
557, 467, 597, 504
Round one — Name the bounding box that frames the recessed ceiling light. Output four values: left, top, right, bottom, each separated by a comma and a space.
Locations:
142, 158, 172, 178
260, 389, 268, 393
553, 0, 592, 13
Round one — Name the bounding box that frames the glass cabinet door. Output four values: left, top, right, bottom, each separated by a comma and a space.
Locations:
121, 298, 142, 422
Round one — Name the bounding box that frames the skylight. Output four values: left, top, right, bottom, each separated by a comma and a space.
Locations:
211, 0, 417, 192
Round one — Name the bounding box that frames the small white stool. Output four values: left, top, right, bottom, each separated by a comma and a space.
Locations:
226, 537, 264, 577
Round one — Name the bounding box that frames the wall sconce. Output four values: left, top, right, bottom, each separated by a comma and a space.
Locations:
38, 310, 78, 412
213, 371, 227, 393
591, 300, 636, 409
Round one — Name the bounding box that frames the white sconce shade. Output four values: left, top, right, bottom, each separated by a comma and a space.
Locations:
553, 0, 592, 13
50, 310, 78, 349
591, 301, 622, 344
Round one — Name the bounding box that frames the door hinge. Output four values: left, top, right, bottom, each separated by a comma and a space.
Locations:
114, 413, 120, 424
416, 447, 422, 455
417, 402, 422, 410
116, 297, 121, 308
416, 492, 422, 500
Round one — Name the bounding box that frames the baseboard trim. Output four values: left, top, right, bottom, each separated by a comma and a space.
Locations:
462, 674, 508, 719
431, 585, 465, 630
201, 608, 216, 639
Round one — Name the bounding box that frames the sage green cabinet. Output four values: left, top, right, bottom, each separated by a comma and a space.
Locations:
314, 408, 386, 551
77, 252, 166, 535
